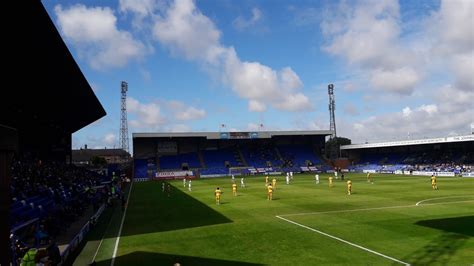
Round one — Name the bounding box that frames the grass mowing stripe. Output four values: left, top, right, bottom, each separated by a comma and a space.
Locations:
105, 174, 473, 265
111, 181, 134, 266
279, 198, 474, 217
275, 215, 411, 266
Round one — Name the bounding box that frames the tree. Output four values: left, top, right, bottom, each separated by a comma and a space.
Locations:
325, 137, 351, 159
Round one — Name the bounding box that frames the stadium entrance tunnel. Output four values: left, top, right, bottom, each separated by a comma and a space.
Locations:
119, 181, 232, 236
95, 251, 264, 266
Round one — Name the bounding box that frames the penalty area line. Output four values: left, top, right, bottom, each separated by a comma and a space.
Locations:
110, 181, 134, 266
275, 215, 410, 266
415, 195, 474, 206
279, 199, 474, 217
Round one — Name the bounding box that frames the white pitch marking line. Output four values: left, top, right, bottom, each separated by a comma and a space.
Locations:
111, 181, 134, 266
279, 204, 415, 217
91, 214, 113, 264
415, 195, 474, 206
92, 237, 104, 263
279, 199, 474, 217
276, 215, 410, 265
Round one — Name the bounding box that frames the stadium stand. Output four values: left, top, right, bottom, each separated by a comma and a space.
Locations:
133, 131, 331, 178
8, 156, 128, 265
240, 144, 281, 168
134, 159, 149, 178
278, 145, 322, 167
1, 1, 109, 264
202, 149, 239, 168
159, 152, 201, 169
343, 136, 474, 174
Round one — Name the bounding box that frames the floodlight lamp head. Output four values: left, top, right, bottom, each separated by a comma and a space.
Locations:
328, 84, 334, 94
121, 81, 128, 93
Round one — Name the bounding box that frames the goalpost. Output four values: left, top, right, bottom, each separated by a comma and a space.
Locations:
228, 166, 249, 176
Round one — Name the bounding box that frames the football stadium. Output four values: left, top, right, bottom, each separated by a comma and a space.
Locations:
3, 1, 474, 266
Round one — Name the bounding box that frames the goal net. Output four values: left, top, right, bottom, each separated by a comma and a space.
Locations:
228, 166, 249, 176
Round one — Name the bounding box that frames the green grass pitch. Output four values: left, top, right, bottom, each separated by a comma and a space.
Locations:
76, 173, 474, 265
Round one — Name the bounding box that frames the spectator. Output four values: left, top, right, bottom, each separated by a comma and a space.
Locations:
47, 239, 61, 266
20, 247, 37, 266
35, 225, 49, 247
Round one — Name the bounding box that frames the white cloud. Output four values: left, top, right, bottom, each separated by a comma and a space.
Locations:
430, 0, 474, 55
170, 124, 192, 132
416, 104, 438, 116
151, 0, 311, 112
343, 87, 473, 143
370, 67, 420, 94
292, 119, 328, 131
248, 100, 266, 112
321, 0, 421, 94
273, 93, 312, 111
119, 0, 169, 30
232, 7, 262, 31
152, 0, 223, 64
428, 0, 474, 92
450, 53, 474, 92
167, 100, 207, 121
343, 103, 359, 116
341, 82, 357, 92
54, 4, 150, 70
435, 85, 474, 113
176, 106, 206, 121
119, 0, 162, 17
127, 97, 165, 129
346, 110, 466, 142
402, 107, 412, 117
127, 98, 207, 131
104, 133, 117, 146
318, 0, 473, 141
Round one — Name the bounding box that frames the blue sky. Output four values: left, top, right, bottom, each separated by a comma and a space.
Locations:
42, 0, 473, 149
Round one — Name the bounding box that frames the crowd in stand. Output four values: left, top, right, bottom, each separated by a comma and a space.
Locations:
351, 151, 474, 174
9, 155, 126, 265
401, 163, 472, 173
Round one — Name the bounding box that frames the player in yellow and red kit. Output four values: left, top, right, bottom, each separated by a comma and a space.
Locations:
431, 175, 438, 190
347, 180, 352, 195
267, 183, 273, 200
215, 187, 223, 204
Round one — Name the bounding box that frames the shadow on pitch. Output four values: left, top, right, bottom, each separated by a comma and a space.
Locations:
117, 182, 232, 236
94, 251, 264, 266
401, 216, 473, 265
415, 216, 474, 236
